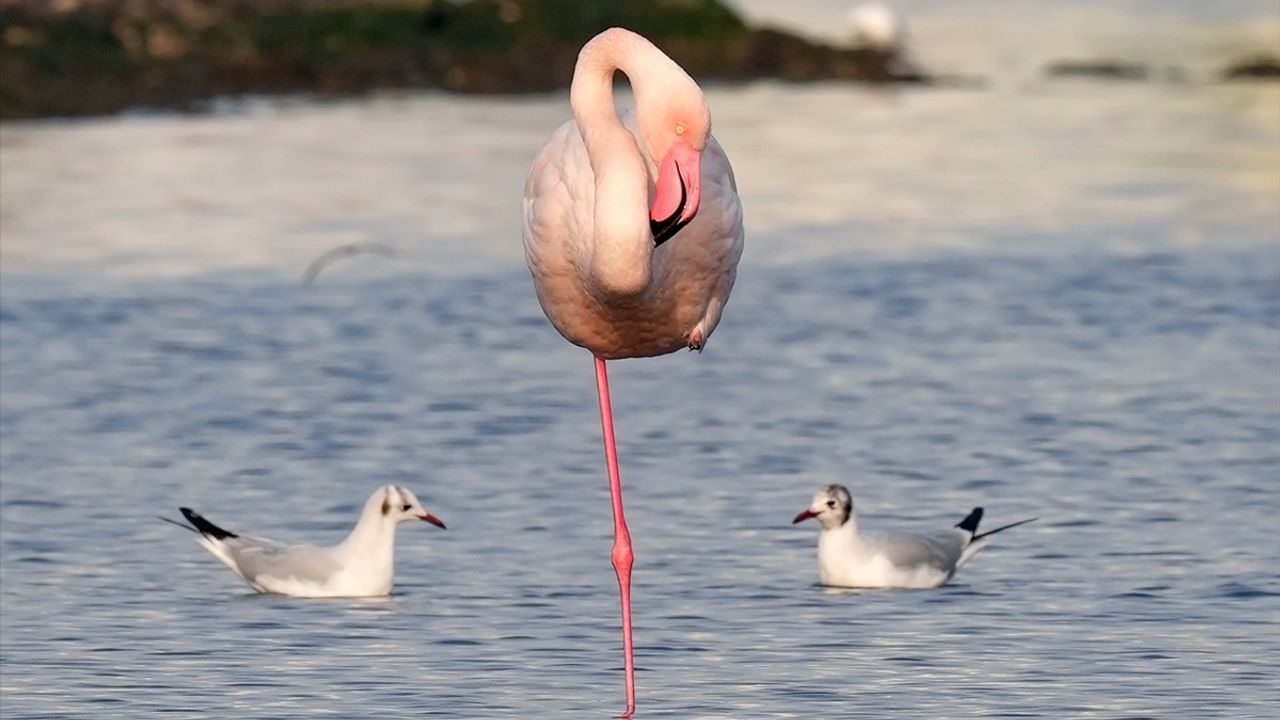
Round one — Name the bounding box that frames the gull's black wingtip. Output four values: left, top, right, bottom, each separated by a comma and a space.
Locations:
956, 506, 984, 534
973, 516, 1038, 541
158, 515, 198, 533
180, 507, 238, 540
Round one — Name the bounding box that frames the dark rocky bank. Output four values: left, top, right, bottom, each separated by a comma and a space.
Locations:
0, 0, 926, 120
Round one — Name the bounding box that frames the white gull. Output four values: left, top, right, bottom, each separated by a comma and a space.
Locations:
168, 484, 446, 598
792, 484, 1035, 589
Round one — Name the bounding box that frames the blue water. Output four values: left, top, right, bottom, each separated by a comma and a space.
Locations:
2, 24, 1279, 718
2, 242, 1277, 717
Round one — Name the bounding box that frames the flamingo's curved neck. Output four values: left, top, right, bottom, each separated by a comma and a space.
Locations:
570, 31, 665, 300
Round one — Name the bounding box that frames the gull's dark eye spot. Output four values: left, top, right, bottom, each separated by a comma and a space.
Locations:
826, 500, 837, 508
402, 504, 412, 512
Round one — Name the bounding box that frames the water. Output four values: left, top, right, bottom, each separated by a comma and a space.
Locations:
2, 11, 1279, 719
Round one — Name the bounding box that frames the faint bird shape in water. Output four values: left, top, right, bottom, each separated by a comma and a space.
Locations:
301, 241, 398, 285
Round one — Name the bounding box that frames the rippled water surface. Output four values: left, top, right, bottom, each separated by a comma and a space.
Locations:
2, 11, 1279, 718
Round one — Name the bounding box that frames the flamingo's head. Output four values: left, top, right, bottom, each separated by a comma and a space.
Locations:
371, 484, 447, 529
638, 79, 710, 247
792, 484, 854, 530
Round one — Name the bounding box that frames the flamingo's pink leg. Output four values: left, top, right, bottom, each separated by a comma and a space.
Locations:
594, 356, 636, 717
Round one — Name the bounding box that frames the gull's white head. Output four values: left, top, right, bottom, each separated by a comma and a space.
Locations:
365, 485, 447, 529
792, 484, 854, 531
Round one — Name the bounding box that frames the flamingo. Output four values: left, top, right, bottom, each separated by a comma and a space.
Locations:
521, 27, 744, 715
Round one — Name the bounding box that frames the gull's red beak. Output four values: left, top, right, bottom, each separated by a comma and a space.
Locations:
418, 514, 447, 529
649, 138, 702, 247
792, 509, 818, 524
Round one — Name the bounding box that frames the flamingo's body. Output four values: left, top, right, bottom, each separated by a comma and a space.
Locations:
521, 28, 744, 714
524, 113, 742, 358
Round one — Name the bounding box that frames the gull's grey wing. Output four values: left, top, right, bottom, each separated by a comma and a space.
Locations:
866, 528, 968, 572
223, 537, 342, 587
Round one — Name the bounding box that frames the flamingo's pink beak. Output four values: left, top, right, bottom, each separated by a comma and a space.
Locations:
418, 513, 447, 529
649, 138, 701, 246
792, 509, 818, 524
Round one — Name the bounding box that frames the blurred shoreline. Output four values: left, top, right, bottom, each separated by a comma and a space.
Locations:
0, 0, 938, 120
3, 0, 1276, 121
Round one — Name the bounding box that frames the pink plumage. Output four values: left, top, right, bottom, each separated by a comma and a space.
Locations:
522, 28, 744, 359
